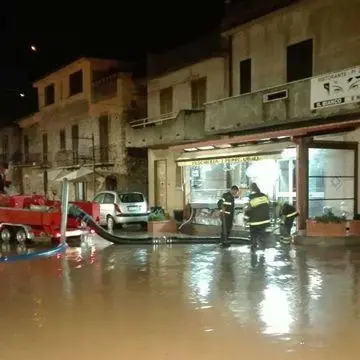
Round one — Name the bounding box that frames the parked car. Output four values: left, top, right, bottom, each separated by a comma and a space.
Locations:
92, 191, 150, 229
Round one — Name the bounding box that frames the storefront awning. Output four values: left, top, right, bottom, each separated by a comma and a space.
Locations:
176, 141, 293, 166
56, 168, 94, 182
171, 118, 360, 152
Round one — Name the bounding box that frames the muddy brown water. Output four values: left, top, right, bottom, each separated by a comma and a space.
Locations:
1, 238, 360, 359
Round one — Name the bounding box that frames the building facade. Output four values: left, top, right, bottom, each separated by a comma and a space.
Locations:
126, 0, 360, 231
2, 57, 148, 201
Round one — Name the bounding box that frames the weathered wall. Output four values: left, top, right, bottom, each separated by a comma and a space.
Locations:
147, 58, 226, 118
231, 0, 360, 94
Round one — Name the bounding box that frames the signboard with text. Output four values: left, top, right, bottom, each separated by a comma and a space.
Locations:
310, 66, 360, 110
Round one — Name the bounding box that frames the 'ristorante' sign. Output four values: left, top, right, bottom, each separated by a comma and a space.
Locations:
177, 155, 262, 166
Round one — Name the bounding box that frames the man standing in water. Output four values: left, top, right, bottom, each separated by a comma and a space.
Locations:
244, 183, 271, 250
217, 185, 239, 248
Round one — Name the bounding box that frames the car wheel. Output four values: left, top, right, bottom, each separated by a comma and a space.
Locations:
0, 227, 12, 244
15, 228, 27, 245
106, 216, 115, 231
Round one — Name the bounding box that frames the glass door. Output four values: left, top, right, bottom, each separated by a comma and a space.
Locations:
277, 159, 296, 205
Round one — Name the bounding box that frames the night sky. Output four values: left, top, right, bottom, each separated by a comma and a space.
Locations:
0, 0, 252, 125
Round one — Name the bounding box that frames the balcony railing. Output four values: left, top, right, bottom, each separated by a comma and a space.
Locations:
54, 145, 117, 167
126, 109, 206, 148
129, 112, 178, 128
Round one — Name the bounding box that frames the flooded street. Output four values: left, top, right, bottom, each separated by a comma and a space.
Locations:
1, 240, 360, 359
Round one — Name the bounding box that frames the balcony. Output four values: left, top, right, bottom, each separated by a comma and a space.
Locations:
91, 73, 118, 103
205, 78, 360, 135
125, 110, 207, 148
54, 145, 117, 167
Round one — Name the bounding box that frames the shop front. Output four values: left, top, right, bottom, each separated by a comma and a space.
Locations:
177, 142, 296, 228
172, 119, 360, 234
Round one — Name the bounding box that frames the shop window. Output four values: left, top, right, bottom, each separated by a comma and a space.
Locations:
240, 58, 251, 94
160, 87, 173, 115
69, 70, 83, 96
191, 77, 207, 109
59, 129, 66, 150
287, 39, 313, 82
44, 83, 55, 105
75, 182, 86, 201
176, 164, 182, 188
308, 148, 355, 219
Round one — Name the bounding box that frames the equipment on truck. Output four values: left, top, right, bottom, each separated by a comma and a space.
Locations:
0, 194, 99, 244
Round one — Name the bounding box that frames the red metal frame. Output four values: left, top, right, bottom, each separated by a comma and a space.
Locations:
0, 195, 100, 241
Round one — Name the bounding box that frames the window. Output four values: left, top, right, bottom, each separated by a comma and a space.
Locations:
69, 70, 83, 96
176, 164, 182, 188
98, 115, 109, 162
240, 58, 252, 94
59, 129, 66, 150
23, 135, 29, 162
71, 124, 79, 164
191, 77, 207, 108
42, 133, 48, 163
44, 83, 55, 105
93, 193, 105, 203
75, 182, 86, 201
287, 39, 313, 82
103, 193, 115, 204
2, 135, 9, 161
160, 87, 173, 115
119, 193, 144, 203
308, 148, 355, 219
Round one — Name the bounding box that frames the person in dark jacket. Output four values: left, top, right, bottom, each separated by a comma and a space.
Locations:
217, 185, 239, 247
279, 202, 298, 243
244, 183, 271, 250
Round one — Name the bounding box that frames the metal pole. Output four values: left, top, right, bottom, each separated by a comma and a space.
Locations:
92, 133, 96, 196
60, 178, 70, 244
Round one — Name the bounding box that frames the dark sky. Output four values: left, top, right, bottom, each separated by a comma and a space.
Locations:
0, 1, 230, 125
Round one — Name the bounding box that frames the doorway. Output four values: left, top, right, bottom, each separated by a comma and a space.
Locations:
154, 160, 167, 209
105, 175, 118, 191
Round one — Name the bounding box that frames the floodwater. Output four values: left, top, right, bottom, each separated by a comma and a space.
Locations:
1, 239, 360, 359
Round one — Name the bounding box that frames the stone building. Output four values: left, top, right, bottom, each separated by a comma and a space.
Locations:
125, 0, 360, 232
2, 57, 148, 200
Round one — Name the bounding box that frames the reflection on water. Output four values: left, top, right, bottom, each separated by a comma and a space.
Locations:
1, 239, 360, 358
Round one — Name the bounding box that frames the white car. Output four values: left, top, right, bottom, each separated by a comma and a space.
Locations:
92, 191, 150, 229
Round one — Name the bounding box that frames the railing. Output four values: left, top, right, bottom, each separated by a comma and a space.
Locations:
22, 153, 42, 166
54, 145, 117, 167
91, 74, 118, 103
129, 112, 178, 128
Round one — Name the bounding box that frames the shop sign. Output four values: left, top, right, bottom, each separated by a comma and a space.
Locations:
310, 66, 360, 110
177, 155, 262, 167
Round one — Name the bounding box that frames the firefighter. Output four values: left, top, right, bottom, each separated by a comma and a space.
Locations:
217, 185, 239, 247
244, 183, 271, 250
279, 202, 298, 244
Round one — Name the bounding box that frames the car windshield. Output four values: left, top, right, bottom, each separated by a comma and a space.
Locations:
119, 193, 144, 203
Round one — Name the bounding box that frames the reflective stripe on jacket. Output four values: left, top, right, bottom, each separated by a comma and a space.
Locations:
280, 203, 298, 219
245, 192, 270, 226
217, 191, 235, 217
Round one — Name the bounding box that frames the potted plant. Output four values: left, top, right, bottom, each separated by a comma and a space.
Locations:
306, 210, 346, 237
147, 207, 177, 234
349, 214, 360, 236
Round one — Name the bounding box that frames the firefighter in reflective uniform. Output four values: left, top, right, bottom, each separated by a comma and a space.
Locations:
217, 185, 239, 247
244, 183, 271, 250
279, 202, 298, 244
